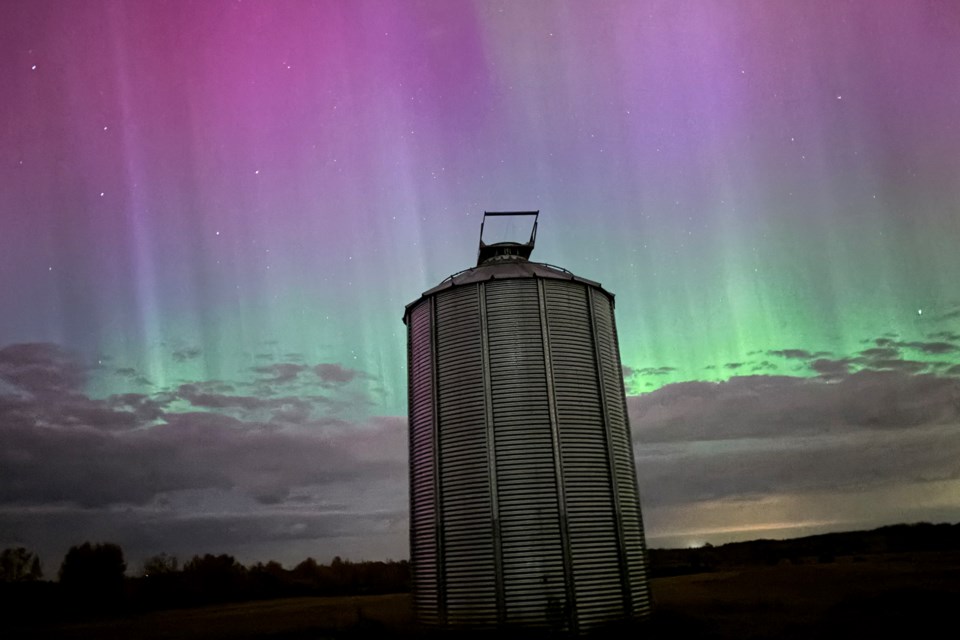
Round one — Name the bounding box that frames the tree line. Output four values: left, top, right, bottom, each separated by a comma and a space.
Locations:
0, 542, 409, 624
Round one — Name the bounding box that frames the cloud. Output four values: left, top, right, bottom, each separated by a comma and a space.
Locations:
690, 339, 953, 383
768, 349, 817, 360
251, 363, 308, 384
634, 366, 676, 376
629, 370, 960, 444
865, 358, 929, 374
171, 347, 202, 363
811, 358, 851, 378
108, 393, 169, 422
0, 400, 405, 507
935, 306, 960, 321
314, 363, 368, 387
636, 425, 960, 508
176, 383, 269, 411
0, 342, 407, 567
628, 367, 960, 522
0, 343, 88, 398
859, 347, 899, 359
928, 331, 960, 342
898, 341, 958, 355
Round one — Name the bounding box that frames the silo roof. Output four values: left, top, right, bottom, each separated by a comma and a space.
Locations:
404, 259, 614, 321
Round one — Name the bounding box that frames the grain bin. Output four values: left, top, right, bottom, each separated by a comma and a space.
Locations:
404, 212, 651, 633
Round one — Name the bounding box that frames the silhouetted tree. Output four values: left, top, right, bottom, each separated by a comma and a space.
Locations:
182, 554, 248, 604
59, 542, 127, 611
248, 560, 288, 599
291, 556, 321, 586
142, 552, 179, 577
133, 553, 183, 611
0, 547, 42, 582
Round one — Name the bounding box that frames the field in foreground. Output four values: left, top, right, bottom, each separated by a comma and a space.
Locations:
14, 551, 960, 639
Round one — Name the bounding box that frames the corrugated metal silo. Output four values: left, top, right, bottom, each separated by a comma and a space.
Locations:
404, 212, 651, 633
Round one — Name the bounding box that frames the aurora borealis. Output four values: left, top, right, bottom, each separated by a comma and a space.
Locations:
2, 1, 959, 568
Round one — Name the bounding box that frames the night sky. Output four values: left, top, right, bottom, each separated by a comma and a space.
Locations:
2, 1, 959, 571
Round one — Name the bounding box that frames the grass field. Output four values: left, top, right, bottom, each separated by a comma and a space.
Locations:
17, 551, 960, 639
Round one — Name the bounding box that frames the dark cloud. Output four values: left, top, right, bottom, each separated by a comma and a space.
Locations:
0, 344, 161, 433
108, 393, 169, 422
629, 370, 960, 444
768, 349, 817, 360
636, 425, 960, 508
622, 365, 635, 378
251, 363, 308, 384
0, 343, 88, 397
0, 403, 404, 507
935, 307, 960, 321
898, 341, 958, 355
859, 347, 899, 359
865, 338, 958, 356
171, 347, 202, 363
724, 362, 743, 370
928, 331, 960, 342
634, 366, 676, 376
188, 380, 235, 394
811, 358, 851, 378
0, 344, 404, 520
175, 383, 323, 422
946, 365, 960, 376
177, 383, 267, 411
866, 359, 929, 374
114, 368, 152, 387
314, 363, 368, 387
629, 367, 960, 516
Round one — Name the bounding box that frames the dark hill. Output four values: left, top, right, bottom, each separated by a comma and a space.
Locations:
649, 521, 960, 577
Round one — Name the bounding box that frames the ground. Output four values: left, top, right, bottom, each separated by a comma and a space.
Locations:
12, 551, 960, 639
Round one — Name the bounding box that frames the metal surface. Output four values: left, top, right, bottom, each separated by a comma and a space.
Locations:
406, 252, 651, 632
477, 211, 539, 265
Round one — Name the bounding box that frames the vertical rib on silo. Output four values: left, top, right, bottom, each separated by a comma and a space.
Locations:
543, 280, 624, 629
408, 300, 441, 623
591, 292, 652, 617
487, 279, 569, 629
435, 286, 498, 623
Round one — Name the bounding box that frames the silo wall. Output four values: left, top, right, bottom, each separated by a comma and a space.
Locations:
407, 274, 650, 632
